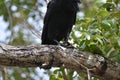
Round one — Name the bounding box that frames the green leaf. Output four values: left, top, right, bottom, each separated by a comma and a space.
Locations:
96, 9, 109, 19
101, 2, 116, 11
109, 12, 120, 18
96, 37, 103, 45
84, 32, 91, 40
101, 20, 111, 30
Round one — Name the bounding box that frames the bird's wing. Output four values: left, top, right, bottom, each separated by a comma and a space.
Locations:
42, 0, 57, 41
43, 0, 57, 25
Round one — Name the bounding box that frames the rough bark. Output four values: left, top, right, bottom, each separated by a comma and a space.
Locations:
0, 43, 120, 80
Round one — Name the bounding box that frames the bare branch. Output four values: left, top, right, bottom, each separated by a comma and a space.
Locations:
0, 44, 120, 80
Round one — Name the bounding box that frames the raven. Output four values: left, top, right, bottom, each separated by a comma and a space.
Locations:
42, 0, 80, 46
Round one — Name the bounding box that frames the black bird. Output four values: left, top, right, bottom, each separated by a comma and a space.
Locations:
42, 0, 80, 46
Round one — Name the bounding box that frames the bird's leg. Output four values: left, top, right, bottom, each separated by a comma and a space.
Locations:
63, 28, 73, 46
61, 37, 75, 48
53, 39, 61, 45
64, 37, 70, 46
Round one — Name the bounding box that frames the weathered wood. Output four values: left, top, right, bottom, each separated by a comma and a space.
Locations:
0, 43, 120, 80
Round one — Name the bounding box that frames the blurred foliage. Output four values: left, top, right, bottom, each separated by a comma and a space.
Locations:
0, 0, 44, 45
0, 0, 49, 80
0, 0, 120, 80
72, 0, 120, 60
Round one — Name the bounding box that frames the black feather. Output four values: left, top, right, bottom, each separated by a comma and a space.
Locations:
42, 0, 80, 45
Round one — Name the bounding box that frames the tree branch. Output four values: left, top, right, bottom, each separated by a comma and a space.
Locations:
0, 44, 120, 80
